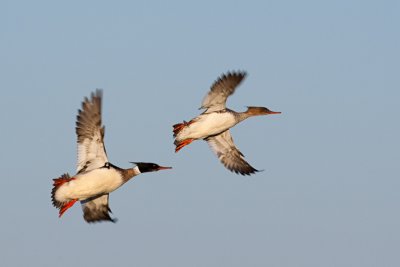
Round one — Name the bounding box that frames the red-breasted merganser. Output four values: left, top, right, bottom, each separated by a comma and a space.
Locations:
173, 71, 281, 175
51, 90, 172, 223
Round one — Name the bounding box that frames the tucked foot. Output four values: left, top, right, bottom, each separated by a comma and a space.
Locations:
53, 174, 76, 187
175, 138, 194, 152
59, 199, 78, 217
173, 120, 195, 137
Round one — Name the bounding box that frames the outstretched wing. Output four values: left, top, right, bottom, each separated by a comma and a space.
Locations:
81, 194, 116, 223
76, 90, 108, 173
200, 71, 247, 113
206, 130, 258, 175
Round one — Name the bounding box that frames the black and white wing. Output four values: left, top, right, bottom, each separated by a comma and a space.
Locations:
76, 90, 108, 173
200, 71, 247, 113
81, 194, 116, 223
206, 130, 258, 175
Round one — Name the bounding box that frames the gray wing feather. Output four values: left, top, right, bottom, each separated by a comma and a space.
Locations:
206, 130, 258, 175
81, 194, 116, 223
76, 89, 108, 173
200, 71, 247, 113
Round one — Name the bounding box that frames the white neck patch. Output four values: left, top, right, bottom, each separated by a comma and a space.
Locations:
133, 165, 141, 175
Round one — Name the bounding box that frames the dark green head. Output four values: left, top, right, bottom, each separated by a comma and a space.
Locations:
131, 162, 172, 173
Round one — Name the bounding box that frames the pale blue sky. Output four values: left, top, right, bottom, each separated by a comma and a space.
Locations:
1, 0, 399, 266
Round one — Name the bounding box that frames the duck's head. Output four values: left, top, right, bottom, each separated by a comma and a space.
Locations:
131, 162, 172, 173
246, 106, 281, 116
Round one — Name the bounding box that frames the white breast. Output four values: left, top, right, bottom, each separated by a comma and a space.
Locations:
55, 168, 123, 202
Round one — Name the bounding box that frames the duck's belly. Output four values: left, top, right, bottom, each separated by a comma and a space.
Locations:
178, 113, 236, 140
55, 168, 123, 202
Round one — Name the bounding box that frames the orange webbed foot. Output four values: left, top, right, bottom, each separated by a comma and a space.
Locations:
173, 120, 195, 137
59, 199, 78, 217
175, 138, 194, 152
53, 175, 76, 187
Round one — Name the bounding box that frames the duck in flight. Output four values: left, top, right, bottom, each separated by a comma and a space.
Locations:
173, 71, 281, 175
51, 90, 171, 223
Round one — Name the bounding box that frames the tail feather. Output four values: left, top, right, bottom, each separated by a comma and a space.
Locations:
51, 173, 73, 209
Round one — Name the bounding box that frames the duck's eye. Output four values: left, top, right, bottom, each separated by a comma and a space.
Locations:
104, 162, 110, 169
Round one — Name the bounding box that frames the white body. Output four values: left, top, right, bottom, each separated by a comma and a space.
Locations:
55, 168, 130, 202
176, 112, 237, 141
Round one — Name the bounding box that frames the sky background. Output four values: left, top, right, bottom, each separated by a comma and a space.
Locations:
1, 0, 399, 266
